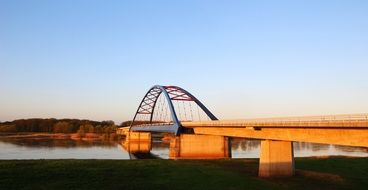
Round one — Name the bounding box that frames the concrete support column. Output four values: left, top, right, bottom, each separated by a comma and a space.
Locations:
127, 132, 151, 142
259, 140, 294, 177
123, 132, 152, 153
169, 134, 231, 159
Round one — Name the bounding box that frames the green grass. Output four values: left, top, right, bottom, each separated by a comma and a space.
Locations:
0, 157, 367, 190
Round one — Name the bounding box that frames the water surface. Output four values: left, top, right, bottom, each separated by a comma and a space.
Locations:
1, 136, 367, 159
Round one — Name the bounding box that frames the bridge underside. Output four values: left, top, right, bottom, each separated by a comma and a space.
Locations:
182, 117, 368, 147
189, 127, 368, 147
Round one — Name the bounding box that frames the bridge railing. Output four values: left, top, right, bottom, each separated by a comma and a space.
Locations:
131, 122, 175, 127
131, 120, 198, 128
242, 114, 368, 122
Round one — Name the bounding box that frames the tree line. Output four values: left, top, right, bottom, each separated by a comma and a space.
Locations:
0, 118, 119, 134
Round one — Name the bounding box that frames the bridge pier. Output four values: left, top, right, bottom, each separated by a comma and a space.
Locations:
259, 140, 294, 177
169, 134, 231, 159
123, 132, 152, 153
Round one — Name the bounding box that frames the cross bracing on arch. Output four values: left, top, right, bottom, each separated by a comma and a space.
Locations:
129, 85, 218, 135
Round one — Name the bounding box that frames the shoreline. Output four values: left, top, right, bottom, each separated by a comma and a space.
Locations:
0, 132, 103, 141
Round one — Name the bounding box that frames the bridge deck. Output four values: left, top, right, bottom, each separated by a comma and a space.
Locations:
118, 114, 368, 147
181, 114, 368, 128
181, 114, 368, 147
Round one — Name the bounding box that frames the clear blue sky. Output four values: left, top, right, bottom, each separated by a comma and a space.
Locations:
1, 0, 368, 124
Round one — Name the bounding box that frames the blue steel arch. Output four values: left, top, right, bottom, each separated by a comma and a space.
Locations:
129, 85, 218, 135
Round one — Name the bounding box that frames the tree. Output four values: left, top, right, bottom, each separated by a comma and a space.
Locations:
0, 124, 16, 132
77, 124, 94, 135
120, 121, 132, 127
53, 122, 73, 133
102, 120, 115, 126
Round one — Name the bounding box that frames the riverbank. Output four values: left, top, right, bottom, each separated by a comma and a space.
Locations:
0, 157, 367, 190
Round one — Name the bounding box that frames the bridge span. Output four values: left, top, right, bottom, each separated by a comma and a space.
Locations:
181, 114, 368, 147
119, 85, 368, 177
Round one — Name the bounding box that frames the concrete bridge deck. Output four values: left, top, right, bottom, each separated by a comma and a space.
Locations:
180, 114, 368, 148
181, 114, 368, 128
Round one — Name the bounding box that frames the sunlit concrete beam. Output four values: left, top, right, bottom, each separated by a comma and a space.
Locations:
192, 127, 368, 147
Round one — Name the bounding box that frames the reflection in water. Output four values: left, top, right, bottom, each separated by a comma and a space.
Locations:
231, 138, 261, 158
122, 136, 156, 159
0, 136, 129, 160
122, 140, 151, 154
1, 134, 368, 160
294, 142, 368, 157
150, 136, 368, 159
0, 137, 116, 148
230, 138, 368, 158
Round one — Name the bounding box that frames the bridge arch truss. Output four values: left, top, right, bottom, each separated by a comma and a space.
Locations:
129, 85, 218, 135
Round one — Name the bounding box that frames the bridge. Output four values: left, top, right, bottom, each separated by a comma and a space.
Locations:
118, 85, 368, 177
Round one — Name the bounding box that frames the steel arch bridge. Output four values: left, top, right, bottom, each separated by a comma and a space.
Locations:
129, 85, 218, 135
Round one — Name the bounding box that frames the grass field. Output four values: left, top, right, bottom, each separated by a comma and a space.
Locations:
0, 157, 367, 190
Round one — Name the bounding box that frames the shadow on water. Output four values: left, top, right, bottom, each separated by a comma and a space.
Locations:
129, 152, 161, 159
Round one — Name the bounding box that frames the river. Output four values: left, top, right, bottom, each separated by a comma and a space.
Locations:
0, 134, 367, 160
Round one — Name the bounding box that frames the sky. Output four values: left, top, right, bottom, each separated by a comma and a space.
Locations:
1, 0, 368, 124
